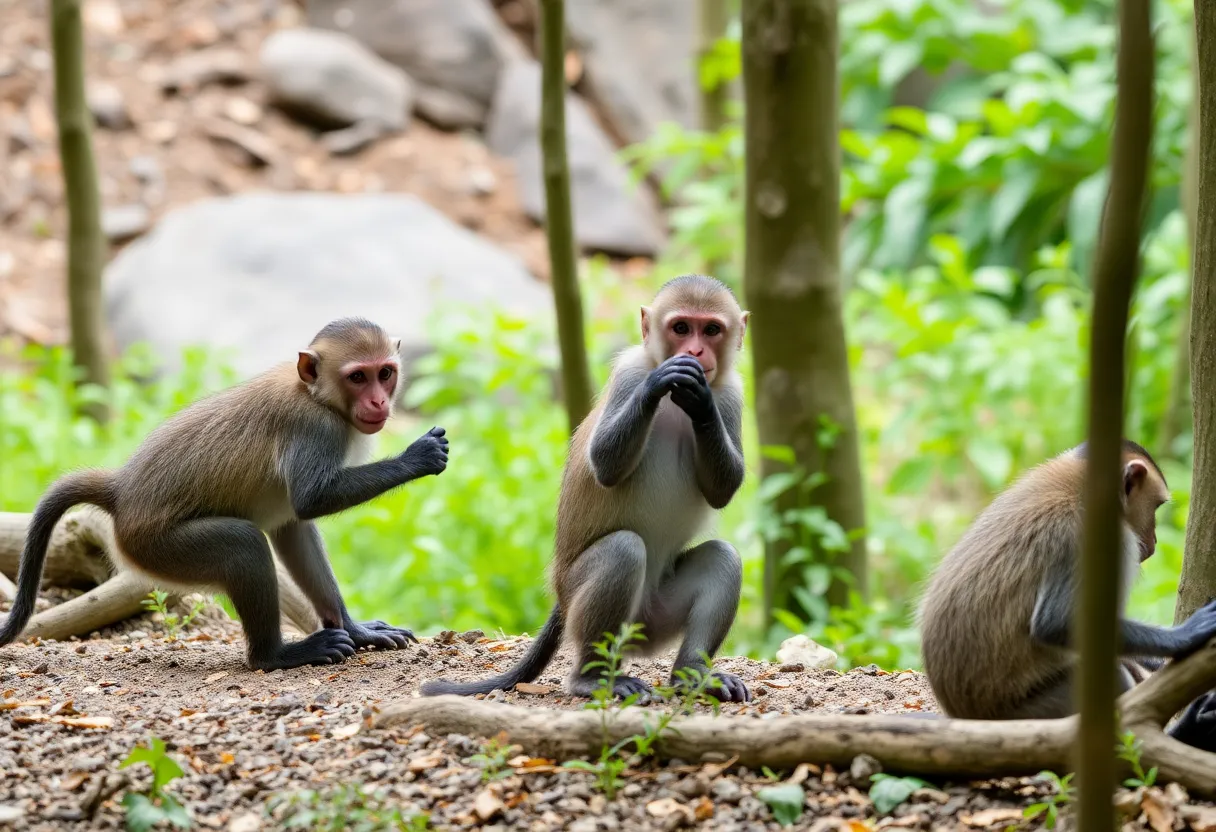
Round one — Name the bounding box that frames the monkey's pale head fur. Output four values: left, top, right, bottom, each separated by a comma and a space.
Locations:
641, 274, 749, 385
296, 317, 404, 435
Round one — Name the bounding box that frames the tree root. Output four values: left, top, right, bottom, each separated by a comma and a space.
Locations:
376, 641, 1216, 798
0, 508, 319, 640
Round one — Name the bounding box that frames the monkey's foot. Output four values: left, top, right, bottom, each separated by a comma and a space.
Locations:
253, 628, 357, 671
570, 673, 656, 703
673, 668, 751, 703
346, 620, 417, 650
1169, 691, 1216, 752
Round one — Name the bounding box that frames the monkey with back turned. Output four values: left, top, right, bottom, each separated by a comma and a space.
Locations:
919, 439, 1216, 748
422, 274, 752, 702
0, 317, 449, 671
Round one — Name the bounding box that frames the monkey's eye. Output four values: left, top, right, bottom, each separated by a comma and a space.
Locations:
704, 323, 722, 337
378, 366, 393, 382
673, 321, 690, 336
348, 370, 367, 384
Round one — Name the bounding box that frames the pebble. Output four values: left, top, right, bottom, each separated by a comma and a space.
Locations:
711, 779, 743, 804
849, 753, 883, 781
102, 204, 152, 243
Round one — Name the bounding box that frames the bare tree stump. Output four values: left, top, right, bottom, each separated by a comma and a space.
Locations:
377, 641, 1216, 797
0, 508, 319, 640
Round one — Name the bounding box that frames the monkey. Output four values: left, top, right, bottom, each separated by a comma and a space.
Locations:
917, 439, 1216, 747
420, 274, 751, 703
0, 317, 450, 672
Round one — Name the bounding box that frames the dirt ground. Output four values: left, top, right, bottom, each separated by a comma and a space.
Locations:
0, 598, 1210, 831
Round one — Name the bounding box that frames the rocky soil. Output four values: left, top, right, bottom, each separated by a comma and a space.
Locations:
0, 599, 1211, 831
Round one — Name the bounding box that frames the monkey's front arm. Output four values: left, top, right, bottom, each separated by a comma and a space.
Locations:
284, 426, 449, 520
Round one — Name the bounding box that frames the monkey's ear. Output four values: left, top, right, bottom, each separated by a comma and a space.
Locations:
391, 337, 403, 356
1124, 459, 1149, 497
297, 350, 320, 384
640, 306, 652, 343
738, 311, 750, 349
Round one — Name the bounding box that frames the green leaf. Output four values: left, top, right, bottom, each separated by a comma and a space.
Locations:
989, 168, 1038, 241
876, 178, 930, 267
756, 783, 805, 826
879, 42, 922, 87
122, 793, 165, 832
966, 437, 1013, 489
870, 774, 928, 815
1068, 169, 1110, 273
887, 457, 935, 495
161, 795, 192, 830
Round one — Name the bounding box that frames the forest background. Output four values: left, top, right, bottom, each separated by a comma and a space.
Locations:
0, 0, 1200, 673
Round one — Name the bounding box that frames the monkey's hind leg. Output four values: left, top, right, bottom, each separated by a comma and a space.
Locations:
639, 539, 750, 703
562, 530, 651, 700
271, 522, 415, 650
119, 517, 356, 670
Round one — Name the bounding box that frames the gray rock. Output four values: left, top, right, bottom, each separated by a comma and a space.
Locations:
486, 60, 664, 258
849, 753, 882, 782
86, 81, 132, 130
259, 28, 411, 131
102, 204, 151, 243
565, 0, 699, 146
413, 85, 486, 130
103, 192, 551, 379
306, 0, 512, 129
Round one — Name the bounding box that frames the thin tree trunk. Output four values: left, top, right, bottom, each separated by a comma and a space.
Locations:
1160, 31, 1198, 460
1178, 5, 1216, 624
741, 0, 867, 620
538, 0, 593, 433
698, 0, 730, 134
1074, 1, 1154, 830
49, 0, 110, 419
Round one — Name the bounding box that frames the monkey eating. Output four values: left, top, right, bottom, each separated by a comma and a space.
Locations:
421, 274, 751, 703
0, 317, 450, 671
918, 439, 1216, 748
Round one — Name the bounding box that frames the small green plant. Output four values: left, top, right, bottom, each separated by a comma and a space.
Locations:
118, 736, 192, 832
756, 782, 806, 826
760, 765, 782, 781
563, 624, 727, 798
1023, 771, 1075, 830
869, 773, 930, 815
141, 590, 206, 639
1118, 731, 1159, 788
267, 783, 429, 831
469, 734, 514, 782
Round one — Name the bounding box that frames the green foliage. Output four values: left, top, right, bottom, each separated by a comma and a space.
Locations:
756, 782, 806, 826
266, 784, 429, 831
1117, 731, 1159, 789
869, 774, 930, 815
563, 624, 726, 798
118, 736, 191, 832
140, 590, 205, 640
469, 735, 514, 783
1023, 771, 1075, 830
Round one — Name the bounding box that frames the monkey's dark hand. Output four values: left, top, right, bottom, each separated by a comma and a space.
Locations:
346, 619, 417, 650
1174, 597, 1216, 657
674, 668, 751, 703
666, 358, 716, 428
400, 426, 449, 478
1168, 690, 1216, 753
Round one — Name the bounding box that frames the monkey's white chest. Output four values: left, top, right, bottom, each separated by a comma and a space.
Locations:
629, 405, 714, 572
343, 431, 375, 468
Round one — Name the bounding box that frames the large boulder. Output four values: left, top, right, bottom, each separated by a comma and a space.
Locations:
103, 192, 552, 379
305, 0, 513, 130
565, 0, 699, 146
486, 61, 664, 258
259, 27, 413, 131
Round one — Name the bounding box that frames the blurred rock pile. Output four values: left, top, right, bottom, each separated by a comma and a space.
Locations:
0, 0, 699, 373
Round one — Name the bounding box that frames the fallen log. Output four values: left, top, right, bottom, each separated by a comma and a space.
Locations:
376, 640, 1216, 798
0, 508, 319, 638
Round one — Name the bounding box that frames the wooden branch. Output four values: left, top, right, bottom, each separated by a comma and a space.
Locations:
0, 509, 117, 588
22, 569, 153, 642
375, 640, 1216, 798
376, 695, 1074, 779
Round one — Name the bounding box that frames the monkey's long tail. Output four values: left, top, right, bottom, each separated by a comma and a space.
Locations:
419, 605, 563, 696
0, 471, 116, 646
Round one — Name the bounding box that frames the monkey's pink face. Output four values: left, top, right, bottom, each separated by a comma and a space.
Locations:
661, 312, 728, 383
341, 359, 399, 434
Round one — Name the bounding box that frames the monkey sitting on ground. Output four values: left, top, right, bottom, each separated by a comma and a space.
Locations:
918, 440, 1216, 748
0, 317, 449, 671
421, 274, 751, 703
